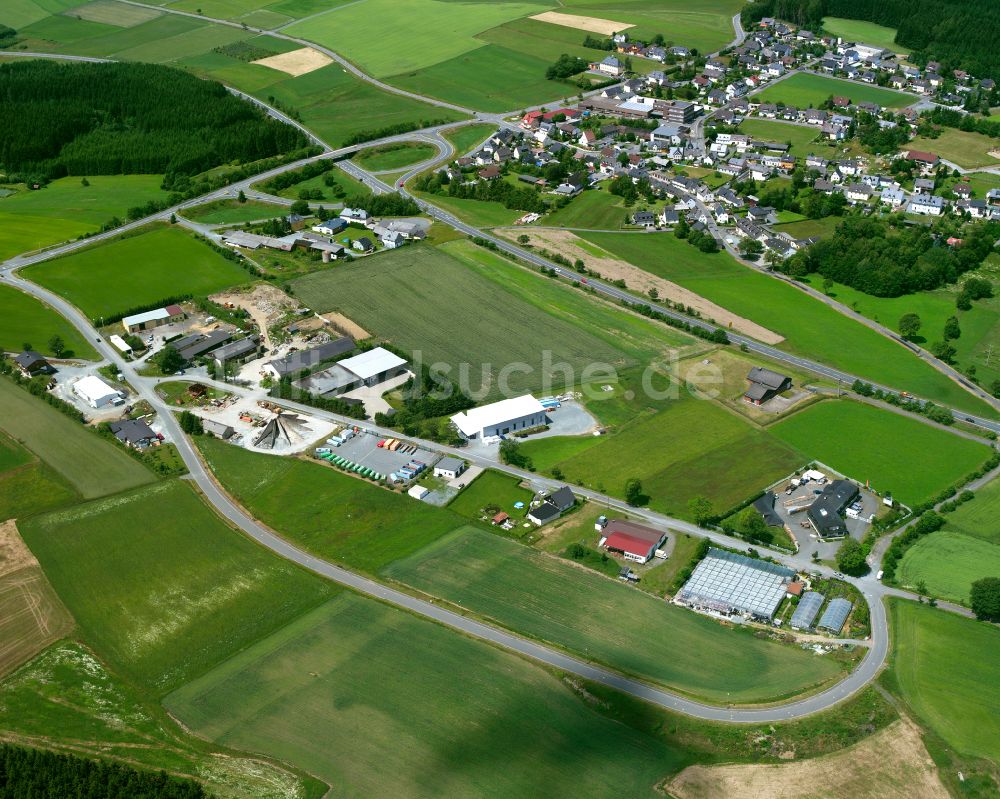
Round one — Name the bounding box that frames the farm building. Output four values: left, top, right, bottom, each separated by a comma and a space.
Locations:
212, 336, 261, 367
597, 519, 667, 564
174, 330, 232, 363
744, 367, 792, 404
434, 457, 466, 480
73, 375, 123, 408
262, 337, 355, 380
753, 491, 784, 527
121, 305, 185, 334
676, 548, 795, 620
108, 419, 157, 449
109, 335, 132, 355
13, 350, 52, 377
202, 419, 235, 440
818, 598, 853, 633
338, 347, 408, 386
451, 394, 547, 440
790, 590, 825, 630
807, 479, 860, 538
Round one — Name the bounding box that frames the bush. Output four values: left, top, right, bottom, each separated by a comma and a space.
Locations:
970, 577, 1000, 621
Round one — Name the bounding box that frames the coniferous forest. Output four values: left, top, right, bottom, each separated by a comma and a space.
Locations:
0, 744, 211, 798
743, 0, 1000, 81
0, 60, 306, 182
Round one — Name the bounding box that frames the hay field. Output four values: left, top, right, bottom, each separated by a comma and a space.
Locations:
530, 10, 632, 35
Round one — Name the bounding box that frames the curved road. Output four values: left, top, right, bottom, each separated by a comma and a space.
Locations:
1, 10, 977, 723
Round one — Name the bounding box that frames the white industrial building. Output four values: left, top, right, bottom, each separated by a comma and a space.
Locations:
74, 375, 124, 408
338, 347, 408, 386
451, 394, 547, 440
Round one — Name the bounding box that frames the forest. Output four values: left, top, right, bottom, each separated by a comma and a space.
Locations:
0, 744, 210, 798
742, 0, 1000, 80
785, 216, 1000, 296
0, 61, 305, 182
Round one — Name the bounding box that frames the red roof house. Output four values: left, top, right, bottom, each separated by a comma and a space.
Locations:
599, 519, 667, 564
906, 149, 939, 165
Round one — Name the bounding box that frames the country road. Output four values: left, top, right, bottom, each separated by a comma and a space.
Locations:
1, 10, 993, 724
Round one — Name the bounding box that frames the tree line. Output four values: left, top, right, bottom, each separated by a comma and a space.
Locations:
742, 0, 1000, 81
0, 743, 209, 798
0, 61, 305, 182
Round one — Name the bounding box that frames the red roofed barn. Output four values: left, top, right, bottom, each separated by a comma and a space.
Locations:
598, 519, 667, 564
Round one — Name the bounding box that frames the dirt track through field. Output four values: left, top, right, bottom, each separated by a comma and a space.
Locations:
510, 230, 784, 344
252, 47, 333, 77
531, 11, 632, 36
0, 520, 38, 578
666, 717, 948, 799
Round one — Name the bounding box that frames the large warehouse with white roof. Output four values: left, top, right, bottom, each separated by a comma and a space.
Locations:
451, 394, 548, 440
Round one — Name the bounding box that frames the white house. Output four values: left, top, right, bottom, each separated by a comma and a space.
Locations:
340, 208, 370, 222
592, 55, 625, 77
74, 375, 123, 408
907, 194, 944, 216
433, 457, 466, 480
451, 394, 547, 440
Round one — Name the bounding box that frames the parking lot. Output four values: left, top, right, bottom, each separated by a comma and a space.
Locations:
326, 427, 438, 480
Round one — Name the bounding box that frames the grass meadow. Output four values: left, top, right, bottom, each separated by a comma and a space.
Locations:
166, 593, 686, 799
0, 431, 79, 523
821, 17, 900, 52
19, 480, 335, 694
384, 527, 846, 703
897, 531, 1000, 604
23, 226, 248, 320
197, 437, 467, 572
756, 73, 912, 109
544, 190, 629, 229
0, 284, 98, 359
771, 400, 991, 506
521, 392, 804, 518
0, 175, 168, 261
181, 199, 290, 225
448, 470, 536, 521
0, 641, 320, 799
907, 128, 1000, 170
581, 232, 997, 416
888, 600, 1000, 762
0, 379, 153, 500
291, 240, 691, 397
415, 192, 525, 227
353, 142, 438, 172
442, 123, 496, 157
738, 118, 822, 158
936, 473, 1000, 544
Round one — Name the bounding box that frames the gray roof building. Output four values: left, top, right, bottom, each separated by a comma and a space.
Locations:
790, 591, 826, 629
264, 337, 355, 379
176, 330, 232, 362
807, 480, 860, 537
818, 597, 853, 633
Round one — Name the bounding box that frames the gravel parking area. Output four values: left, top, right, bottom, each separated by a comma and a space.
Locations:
330, 428, 438, 479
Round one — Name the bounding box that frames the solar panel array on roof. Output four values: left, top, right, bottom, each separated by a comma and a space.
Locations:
818, 597, 853, 633
677, 548, 795, 619
790, 591, 825, 629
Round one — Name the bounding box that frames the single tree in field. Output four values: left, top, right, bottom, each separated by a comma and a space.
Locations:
47, 335, 65, 358
624, 477, 643, 506
80, 177, 89, 187
517, 234, 529, 245
943, 315, 961, 340
898, 313, 921, 340
237, 189, 247, 203
970, 577, 1000, 621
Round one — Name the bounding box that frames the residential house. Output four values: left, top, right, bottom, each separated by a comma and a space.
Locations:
744, 367, 791, 404
907, 194, 944, 216
109, 419, 157, 449
312, 218, 347, 236
340, 208, 370, 223
13, 351, 52, 377
352, 236, 375, 253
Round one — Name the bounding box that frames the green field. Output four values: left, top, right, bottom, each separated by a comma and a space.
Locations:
581, 232, 997, 416
889, 600, 1000, 761
197, 437, 466, 572
821, 17, 900, 52
448, 470, 535, 521
353, 142, 438, 172
0, 431, 79, 522
0, 284, 98, 359
771, 216, 843, 240
0, 0, 79, 29
19, 480, 334, 693
290, 240, 691, 397
771, 401, 990, 506
937, 473, 1000, 544
0, 175, 168, 261
544, 190, 628, 230
385, 527, 845, 703
283, 0, 550, 79
522, 392, 804, 518
0, 379, 154, 500
23, 226, 248, 320
167, 593, 686, 798
417, 192, 525, 227
442, 123, 495, 157
756, 73, 912, 109
898, 531, 1000, 604
181, 198, 290, 224
388, 44, 570, 112
0, 642, 316, 799
738, 118, 821, 158
907, 128, 1000, 170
